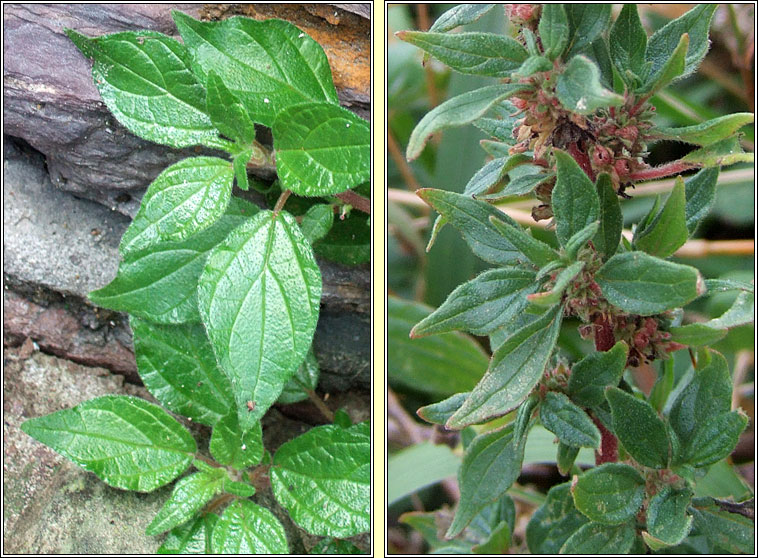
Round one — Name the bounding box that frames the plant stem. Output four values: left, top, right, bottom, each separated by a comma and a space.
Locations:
335, 189, 371, 215
593, 314, 619, 465
628, 161, 697, 182
205, 492, 236, 515
305, 389, 335, 422
194, 453, 220, 468
387, 128, 422, 191
273, 189, 291, 216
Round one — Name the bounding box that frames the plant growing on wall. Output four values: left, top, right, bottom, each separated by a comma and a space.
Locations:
21, 11, 370, 554
395, 4, 753, 554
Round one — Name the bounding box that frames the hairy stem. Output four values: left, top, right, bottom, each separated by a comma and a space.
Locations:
273, 189, 291, 216
335, 189, 371, 215
305, 389, 335, 422
205, 492, 236, 515
593, 315, 619, 465
628, 161, 697, 181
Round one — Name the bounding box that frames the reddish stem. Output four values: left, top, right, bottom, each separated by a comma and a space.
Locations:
593, 314, 619, 465
335, 189, 371, 215
627, 161, 696, 182
567, 141, 596, 181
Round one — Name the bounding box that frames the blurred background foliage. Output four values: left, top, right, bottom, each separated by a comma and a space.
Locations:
387, 4, 754, 554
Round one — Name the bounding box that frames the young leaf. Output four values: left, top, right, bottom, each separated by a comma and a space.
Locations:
527, 261, 585, 307
684, 167, 719, 235
565, 221, 599, 261
593, 173, 622, 259
639, 33, 688, 96
595, 252, 703, 315
158, 513, 218, 554
489, 216, 560, 267
119, 157, 234, 255
232, 148, 252, 191
681, 410, 748, 467
209, 411, 264, 470
446, 424, 525, 538
667, 349, 732, 447
690, 498, 754, 554
429, 4, 496, 33
277, 348, 320, 404
539, 4, 569, 60
645, 4, 718, 81
417, 392, 470, 425
417, 188, 522, 265
571, 463, 645, 525
21, 395, 195, 492
606, 387, 670, 469
681, 136, 754, 167
146, 469, 226, 535
447, 305, 563, 429
564, 5, 613, 59
300, 204, 335, 244
560, 521, 636, 554
513, 55, 554, 77
65, 29, 217, 148
411, 267, 538, 337
270, 422, 370, 537
555, 56, 624, 114
273, 102, 370, 196
205, 70, 256, 145
91, 197, 258, 324
634, 176, 688, 258
552, 150, 600, 246
650, 113, 754, 146
526, 482, 589, 554
609, 4, 647, 84
645, 485, 694, 547
131, 318, 233, 426
173, 12, 338, 127
211, 500, 289, 554
463, 157, 508, 196
557, 442, 580, 476
396, 31, 528, 77
198, 210, 322, 430
540, 392, 601, 449
567, 341, 628, 407
406, 83, 530, 160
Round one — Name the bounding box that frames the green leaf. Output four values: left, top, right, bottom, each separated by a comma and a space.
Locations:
645, 4, 717, 81
314, 210, 370, 265
429, 4, 496, 33
406, 83, 530, 160
681, 410, 748, 467
552, 150, 601, 246
411, 267, 538, 337
539, 4, 569, 60
557, 442, 580, 476
21, 395, 195, 492
448, 305, 563, 429
273, 102, 370, 196
446, 424, 525, 538
232, 148, 252, 191
595, 252, 704, 315
473, 100, 519, 142
526, 482, 589, 554
571, 463, 645, 525
91, 197, 258, 323
706, 290, 755, 329
417, 392, 470, 425
645, 485, 694, 546
300, 204, 335, 244
606, 387, 670, 468
197, 210, 321, 430
278, 348, 320, 404
556, 55, 624, 115
173, 12, 338, 127
484, 171, 554, 199
388, 443, 460, 506
158, 513, 217, 554
651, 113, 754, 146
389, 296, 489, 397
205, 70, 256, 145
513, 55, 554, 77
473, 520, 511, 554
514, 393, 540, 446
667, 349, 732, 448
540, 392, 601, 449
690, 498, 754, 554
131, 318, 233, 426
489, 217, 560, 267
119, 157, 233, 255
684, 167, 719, 235
463, 157, 508, 196
271, 422, 369, 537
560, 521, 636, 554
704, 278, 754, 294
417, 188, 522, 265
634, 176, 688, 258
593, 173, 623, 260
210, 411, 264, 470
669, 323, 726, 347
65, 29, 217, 148
681, 136, 755, 167
309, 538, 365, 555
568, 341, 628, 407
222, 479, 256, 498
609, 4, 647, 84
565, 221, 599, 261
147, 470, 226, 535
211, 500, 289, 554
639, 33, 689, 96
396, 30, 528, 77
527, 261, 585, 307
564, 5, 612, 59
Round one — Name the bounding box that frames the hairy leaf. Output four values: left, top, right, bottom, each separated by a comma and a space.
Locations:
646, 485, 693, 546
560, 521, 636, 554
681, 136, 754, 167
205, 70, 256, 145
277, 348, 320, 404
526, 483, 589, 554
690, 498, 754, 554
651, 113, 754, 146
489, 217, 560, 267
568, 341, 628, 407
571, 463, 645, 525
684, 167, 719, 235
681, 410, 748, 467
556, 55, 624, 114
552, 150, 600, 246
606, 387, 670, 468
609, 4, 647, 84
640, 33, 689, 96
539, 4, 569, 60
157, 513, 217, 554
635, 176, 688, 258
417, 392, 470, 425
211, 500, 289, 553
540, 392, 600, 449
147, 470, 226, 535
593, 173, 622, 259
564, 5, 612, 58
210, 411, 264, 470
429, 4, 497, 33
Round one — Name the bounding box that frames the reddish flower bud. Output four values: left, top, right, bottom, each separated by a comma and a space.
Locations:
505, 4, 540, 22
